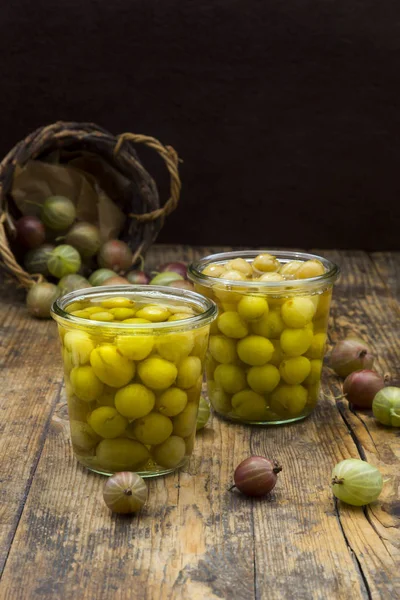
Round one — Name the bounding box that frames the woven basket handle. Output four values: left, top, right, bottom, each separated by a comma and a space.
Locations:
114, 133, 181, 223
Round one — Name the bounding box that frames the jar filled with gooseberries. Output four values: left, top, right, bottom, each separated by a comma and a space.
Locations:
189, 251, 340, 425
51, 285, 217, 476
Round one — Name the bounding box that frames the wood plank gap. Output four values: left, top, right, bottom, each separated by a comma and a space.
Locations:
0, 379, 64, 577
333, 498, 372, 600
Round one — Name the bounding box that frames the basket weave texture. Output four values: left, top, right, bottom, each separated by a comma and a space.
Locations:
0, 121, 181, 288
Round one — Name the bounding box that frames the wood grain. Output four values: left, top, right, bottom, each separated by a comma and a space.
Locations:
0, 279, 63, 573
0, 247, 399, 600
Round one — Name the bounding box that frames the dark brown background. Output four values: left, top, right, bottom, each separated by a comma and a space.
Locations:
1, 0, 399, 249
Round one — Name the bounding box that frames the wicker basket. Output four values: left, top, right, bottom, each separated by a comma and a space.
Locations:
0, 121, 181, 288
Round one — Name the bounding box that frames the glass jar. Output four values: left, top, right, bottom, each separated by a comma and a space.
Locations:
51, 285, 217, 477
188, 251, 340, 425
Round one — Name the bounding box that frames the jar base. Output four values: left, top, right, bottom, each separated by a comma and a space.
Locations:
213, 410, 314, 426
75, 455, 189, 478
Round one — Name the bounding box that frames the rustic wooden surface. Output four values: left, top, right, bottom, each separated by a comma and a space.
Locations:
0, 245, 399, 600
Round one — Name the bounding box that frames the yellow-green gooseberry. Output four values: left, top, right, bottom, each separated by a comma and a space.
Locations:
70, 365, 104, 402
202, 263, 226, 277
251, 309, 284, 338
172, 402, 198, 437
151, 435, 186, 469
279, 356, 311, 385
257, 272, 284, 282
252, 253, 280, 273
132, 412, 173, 445
281, 297, 316, 328
225, 258, 252, 277
269, 340, 284, 367
135, 305, 171, 322
279, 260, 302, 279
177, 356, 202, 389
214, 364, 246, 394
101, 297, 135, 309
156, 332, 194, 363
89, 311, 115, 322
109, 307, 136, 320
280, 327, 313, 357
270, 384, 308, 416
305, 333, 327, 359
191, 328, 209, 359
231, 389, 268, 421
96, 438, 150, 472
296, 259, 325, 279
217, 311, 248, 339
315, 290, 332, 318
115, 383, 155, 419
304, 359, 323, 385
209, 335, 237, 364
237, 295, 269, 321
70, 420, 101, 452
116, 334, 154, 361
87, 406, 128, 438
137, 356, 178, 390
247, 364, 280, 394
63, 330, 95, 367
208, 381, 232, 413
90, 345, 135, 387
155, 387, 188, 417
237, 335, 274, 366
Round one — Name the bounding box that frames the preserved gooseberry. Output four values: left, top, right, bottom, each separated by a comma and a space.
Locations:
15, 215, 46, 249
138, 357, 178, 390
26, 282, 60, 318
114, 383, 155, 419
65, 221, 101, 258
132, 412, 173, 445
87, 406, 128, 438
252, 253, 280, 273
47, 244, 81, 278
155, 387, 188, 417
90, 345, 135, 387
103, 472, 148, 514
331, 459, 383, 506
96, 438, 149, 472
41, 196, 76, 230
98, 239, 133, 273
152, 436, 186, 469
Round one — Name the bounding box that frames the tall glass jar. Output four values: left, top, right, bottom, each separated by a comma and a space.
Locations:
189, 251, 340, 425
51, 285, 217, 476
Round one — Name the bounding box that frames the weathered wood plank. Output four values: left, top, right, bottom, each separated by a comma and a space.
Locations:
0, 248, 399, 600
370, 251, 400, 301
0, 279, 63, 573
317, 249, 400, 597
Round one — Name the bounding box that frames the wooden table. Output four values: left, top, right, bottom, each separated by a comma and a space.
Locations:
0, 245, 399, 600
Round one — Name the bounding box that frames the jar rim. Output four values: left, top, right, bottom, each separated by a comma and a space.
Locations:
188, 250, 340, 293
51, 284, 218, 331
